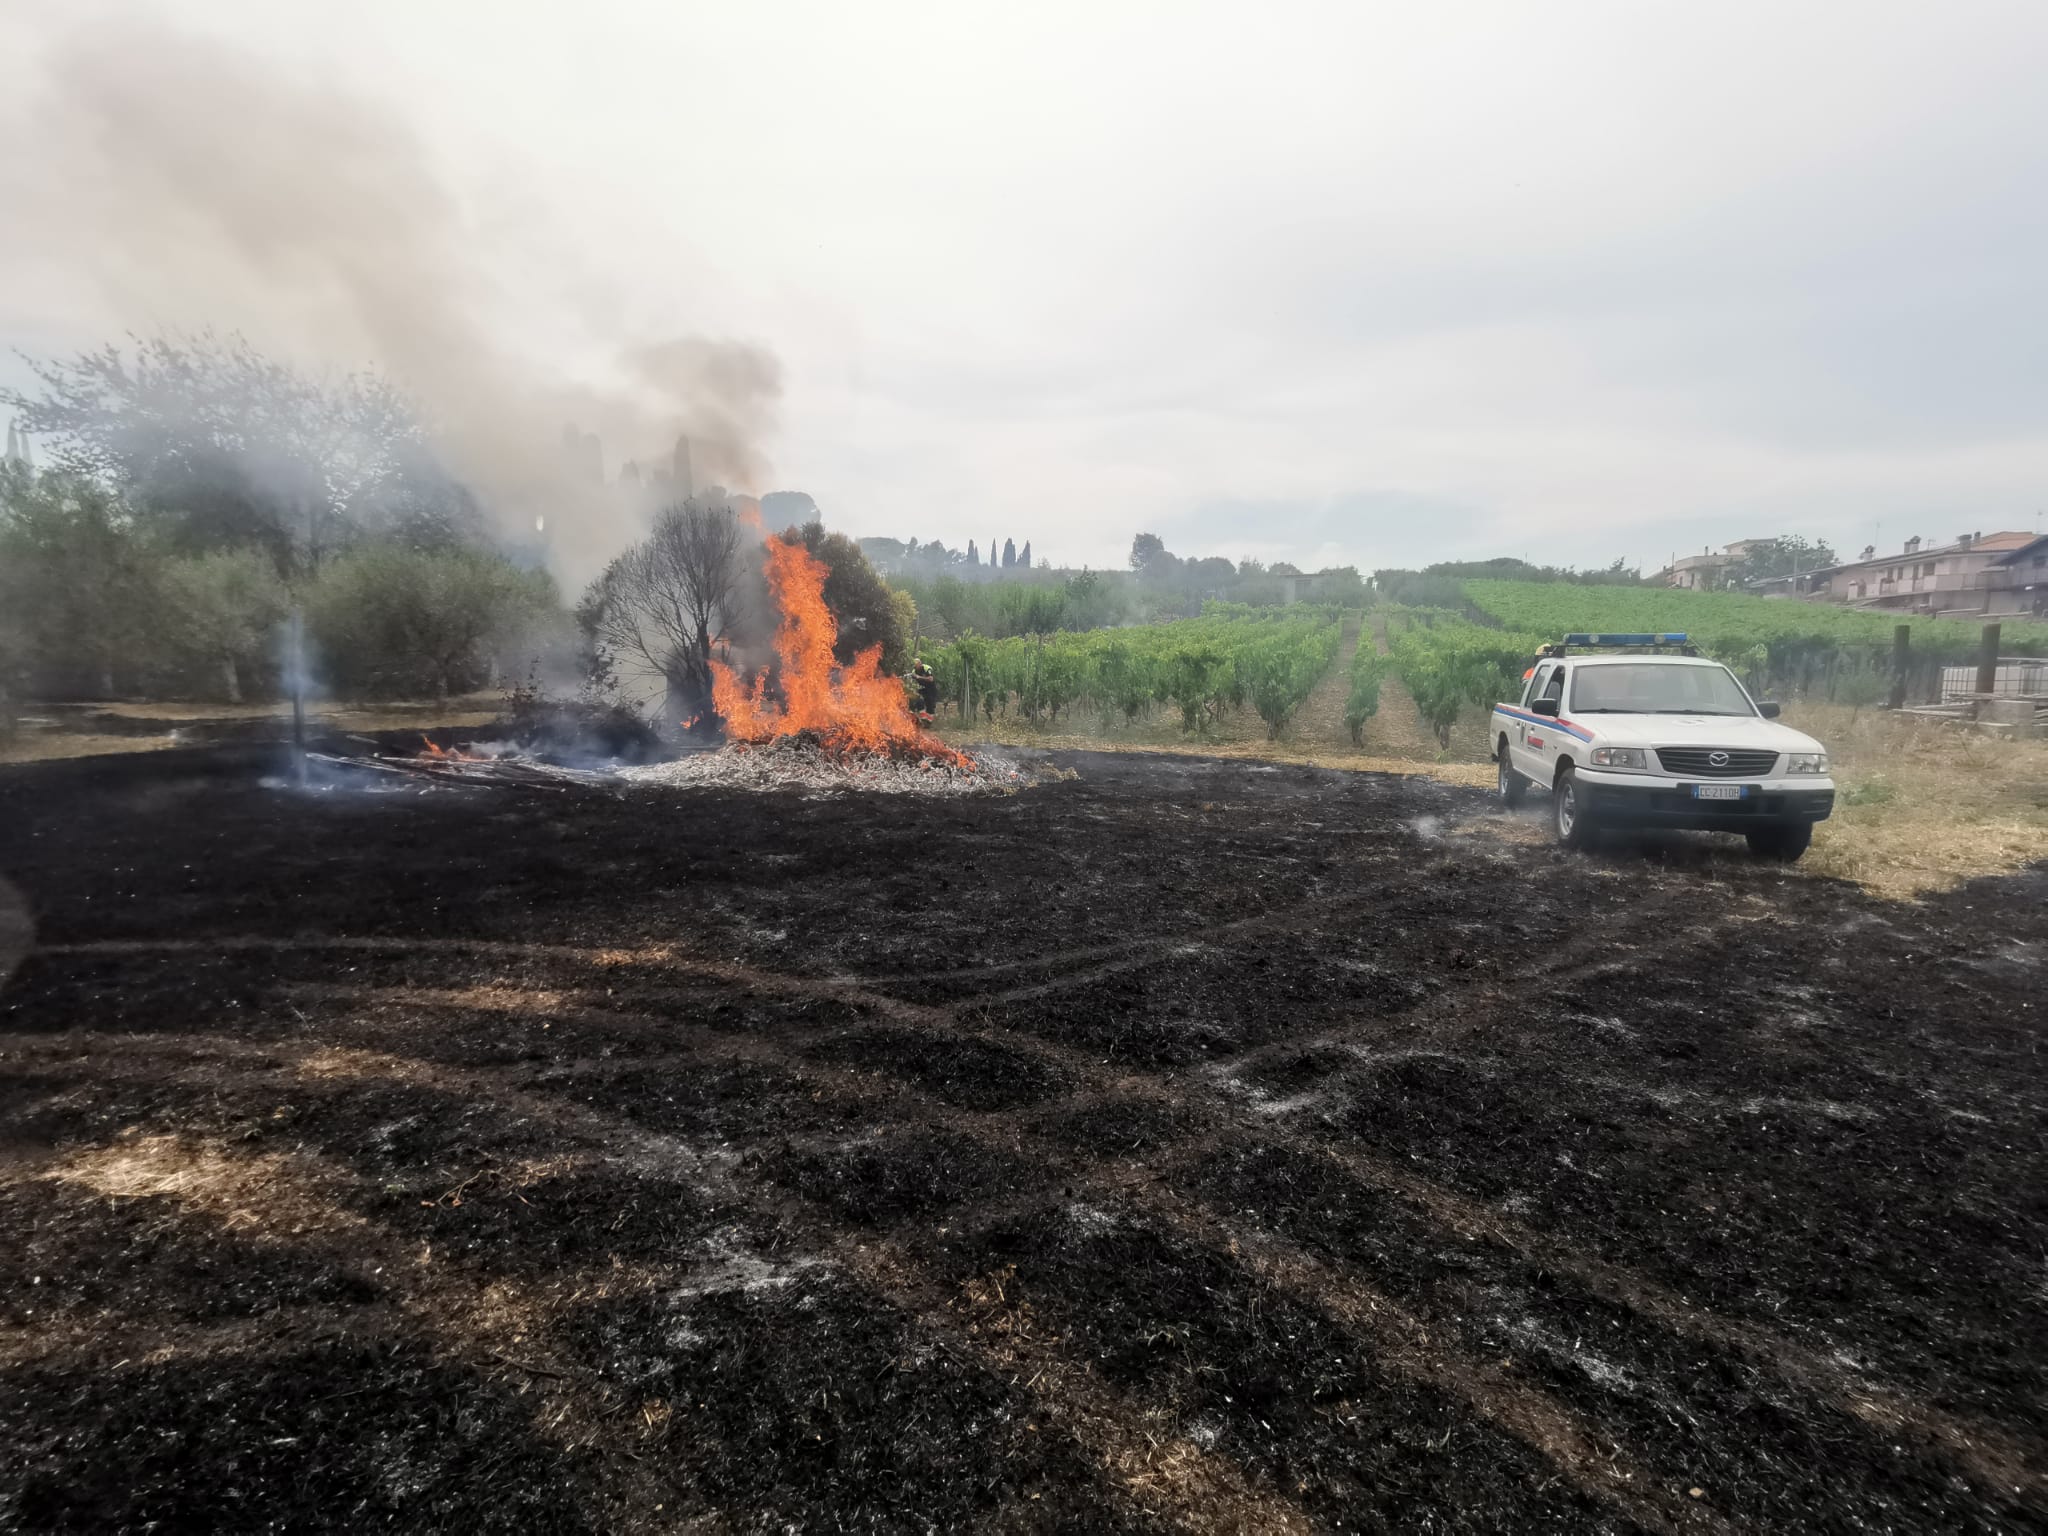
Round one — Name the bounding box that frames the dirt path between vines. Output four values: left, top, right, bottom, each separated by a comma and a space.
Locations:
1361, 614, 1467, 760
1277, 612, 1362, 747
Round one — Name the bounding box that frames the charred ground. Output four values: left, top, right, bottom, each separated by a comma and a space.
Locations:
0, 746, 2043, 1533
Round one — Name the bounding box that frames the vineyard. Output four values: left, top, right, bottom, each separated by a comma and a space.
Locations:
923, 606, 1342, 740
916, 579, 2044, 764
1385, 609, 1544, 748
1360, 582, 2048, 753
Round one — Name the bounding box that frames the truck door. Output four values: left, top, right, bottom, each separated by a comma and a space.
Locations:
1511, 662, 1553, 779
1524, 663, 1567, 783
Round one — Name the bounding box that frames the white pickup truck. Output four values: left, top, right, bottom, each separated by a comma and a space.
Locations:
1491, 634, 1835, 860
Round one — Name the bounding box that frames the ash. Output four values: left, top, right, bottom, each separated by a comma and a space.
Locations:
620, 737, 1050, 796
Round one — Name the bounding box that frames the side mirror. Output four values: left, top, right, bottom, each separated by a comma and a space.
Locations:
1758, 700, 1781, 719
1530, 698, 1560, 717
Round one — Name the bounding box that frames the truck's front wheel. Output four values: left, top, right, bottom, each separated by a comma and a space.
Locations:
1746, 823, 1812, 862
1553, 764, 1596, 848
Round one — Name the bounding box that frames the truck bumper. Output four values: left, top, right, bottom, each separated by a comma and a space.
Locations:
1573, 773, 1835, 829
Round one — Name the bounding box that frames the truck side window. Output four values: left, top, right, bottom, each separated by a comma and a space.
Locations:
1538, 667, 1566, 705
1524, 663, 1551, 706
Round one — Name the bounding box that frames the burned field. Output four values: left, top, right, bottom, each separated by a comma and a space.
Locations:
1, 747, 2044, 1534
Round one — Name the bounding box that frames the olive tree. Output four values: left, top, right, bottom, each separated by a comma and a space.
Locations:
1, 331, 477, 576
160, 548, 290, 701
0, 464, 161, 697
307, 544, 557, 699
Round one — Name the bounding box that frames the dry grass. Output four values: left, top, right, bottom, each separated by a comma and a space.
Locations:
0, 694, 502, 764
72, 694, 502, 725
44, 1132, 366, 1240
1784, 703, 2048, 899
0, 732, 183, 765
937, 716, 1494, 788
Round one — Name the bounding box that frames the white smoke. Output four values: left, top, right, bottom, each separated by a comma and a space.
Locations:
0, 20, 782, 590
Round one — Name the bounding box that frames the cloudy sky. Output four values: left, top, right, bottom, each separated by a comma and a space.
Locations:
2, 0, 2044, 576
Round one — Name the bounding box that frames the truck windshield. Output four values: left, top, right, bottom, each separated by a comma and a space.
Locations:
1570, 663, 1755, 716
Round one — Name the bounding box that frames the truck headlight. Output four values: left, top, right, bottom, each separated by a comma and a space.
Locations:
1590, 747, 1646, 768
1786, 752, 1830, 774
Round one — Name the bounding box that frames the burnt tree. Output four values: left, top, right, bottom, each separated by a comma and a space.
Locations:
584, 498, 752, 729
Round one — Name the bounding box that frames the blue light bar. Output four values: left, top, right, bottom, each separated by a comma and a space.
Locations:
1562, 632, 1689, 646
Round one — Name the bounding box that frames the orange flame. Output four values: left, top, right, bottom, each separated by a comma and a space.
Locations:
711, 537, 967, 764
420, 735, 483, 762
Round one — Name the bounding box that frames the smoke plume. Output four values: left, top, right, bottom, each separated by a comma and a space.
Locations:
0, 21, 781, 587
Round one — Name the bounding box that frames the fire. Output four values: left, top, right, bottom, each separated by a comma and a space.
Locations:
419, 735, 483, 762
711, 537, 968, 764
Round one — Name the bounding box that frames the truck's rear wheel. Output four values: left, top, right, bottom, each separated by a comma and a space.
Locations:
1746, 823, 1812, 862
1497, 740, 1527, 806
1552, 764, 1596, 849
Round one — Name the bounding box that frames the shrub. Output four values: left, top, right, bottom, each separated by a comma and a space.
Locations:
307, 543, 558, 699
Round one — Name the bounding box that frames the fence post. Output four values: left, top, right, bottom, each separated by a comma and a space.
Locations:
961, 658, 971, 722
1888, 624, 1910, 710
1975, 622, 2002, 700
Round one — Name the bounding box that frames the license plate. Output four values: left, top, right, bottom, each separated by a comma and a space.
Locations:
1693, 784, 1747, 800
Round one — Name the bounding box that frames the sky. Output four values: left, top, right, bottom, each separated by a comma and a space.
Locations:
2, 0, 2044, 579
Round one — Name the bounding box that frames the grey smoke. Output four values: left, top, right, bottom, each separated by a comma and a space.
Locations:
0, 21, 781, 588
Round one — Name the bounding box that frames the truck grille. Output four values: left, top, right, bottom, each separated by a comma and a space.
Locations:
1656, 747, 1780, 777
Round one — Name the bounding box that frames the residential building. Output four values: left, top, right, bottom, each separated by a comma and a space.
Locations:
1664, 539, 1775, 590
1799, 530, 2039, 617
1980, 534, 2048, 620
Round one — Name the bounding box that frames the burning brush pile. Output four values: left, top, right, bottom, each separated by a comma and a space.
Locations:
621, 536, 1029, 796
317, 531, 1047, 798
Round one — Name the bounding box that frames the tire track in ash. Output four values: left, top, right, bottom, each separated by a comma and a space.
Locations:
688, 874, 2048, 1514
34, 877, 1409, 1016
280, 1031, 1708, 1532
1057, 886, 2048, 1508
884, 829, 1717, 1017
22, 968, 2044, 1514
286, 1041, 1316, 1536
132, 971, 1732, 1531
0, 1126, 835, 1528
7, 995, 1709, 1530
24, 903, 2044, 1512
351, 1010, 1723, 1531
1, 1027, 1306, 1534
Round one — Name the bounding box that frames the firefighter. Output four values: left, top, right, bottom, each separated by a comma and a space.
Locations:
910, 656, 939, 723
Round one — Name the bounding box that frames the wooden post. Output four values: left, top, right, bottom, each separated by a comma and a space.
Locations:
961, 657, 971, 722
1975, 622, 2002, 700
1888, 624, 1910, 710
